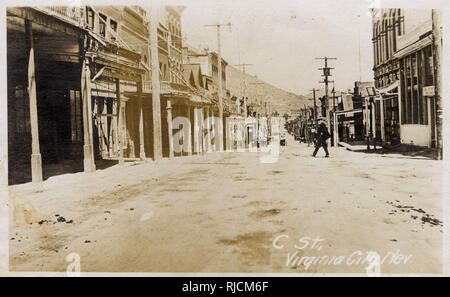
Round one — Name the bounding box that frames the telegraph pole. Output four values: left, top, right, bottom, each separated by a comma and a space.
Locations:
316, 57, 337, 145
205, 22, 232, 151
331, 83, 338, 147
332, 82, 336, 112
309, 88, 318, 129
235, 63, 253, 117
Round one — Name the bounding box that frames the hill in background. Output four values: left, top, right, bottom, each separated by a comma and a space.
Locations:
226, 65, 310, 114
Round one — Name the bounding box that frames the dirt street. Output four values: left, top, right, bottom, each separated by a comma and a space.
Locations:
9, 133, 443, 274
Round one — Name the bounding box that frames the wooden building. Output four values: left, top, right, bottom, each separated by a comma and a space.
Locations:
371, 8, 441, 148
6, 5, 216, 185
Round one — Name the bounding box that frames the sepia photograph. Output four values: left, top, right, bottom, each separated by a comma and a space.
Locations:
0, 0, 448, 281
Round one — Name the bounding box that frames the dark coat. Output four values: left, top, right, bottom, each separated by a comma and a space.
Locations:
316, 122, 330, 142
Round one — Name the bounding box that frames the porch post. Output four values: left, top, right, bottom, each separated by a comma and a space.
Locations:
116, 79, 124, 165
25, 20, 43, 182
187, 105, 192, 156
371, 101, 376, 139
398, 67, 403, 139
87, 67, 95, 171
193, 107, 201, 154
167, 100, 174, 158
127, 102, 136, 159
206, 108, 212, 152
427, 97, 432, 148
380, 97, 385, 142
137, 82, 146, 159
211, 107, 216, 152
111, 101, 118, 156
81, 59, 95, 173
334, 112, 339, 145
201, 108, 206, 154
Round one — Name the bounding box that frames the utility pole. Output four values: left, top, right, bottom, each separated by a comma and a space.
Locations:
432, 9, 442, 160
235, 63, 253, 117
316, 57, 337, 146
205, 22, 232, 151
331, 83, 338, 147
149, 7, 162, 160
309, 88, 318, 129
332, 82, 336, 112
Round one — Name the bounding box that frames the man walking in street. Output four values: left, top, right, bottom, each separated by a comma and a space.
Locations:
312, 118, 330, 157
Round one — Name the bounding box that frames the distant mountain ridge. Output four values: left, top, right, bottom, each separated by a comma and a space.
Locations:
226, 65, 310, 114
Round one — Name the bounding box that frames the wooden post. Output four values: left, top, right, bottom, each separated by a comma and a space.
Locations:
111, 101, 118, 156
167, 100, 174, 158
371, 101, 376, 147
81, 58, 95, 173
87, 68, 95, 171
25, 20, 43, 182
187, 105, 192, 156
398, 61, 403, 133
427, 97, 432, 148
127, 102, 136, 159
333, 112, 339, 145
100, 98, 108, 158
116, 79, 124, 165
217, 26, 224, 151
365, 98, 370, 151
432, 9, 443, 159
137, 81, 146, 159
206, 108, 212, 152
380, 97, 385, 142
149, 7, 163, 161
193, 107, 201, 154
202, 108, 207, 154
211, 108, 216, 152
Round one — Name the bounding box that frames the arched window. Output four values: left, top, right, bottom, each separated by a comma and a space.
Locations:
384, 19, 389, 59
381, 13, 388, 61
388, 10, 393, 56
392, 11, 397, 52
378, 22, 382, 63
373, 24, 378, 65
397, 9, 403, 36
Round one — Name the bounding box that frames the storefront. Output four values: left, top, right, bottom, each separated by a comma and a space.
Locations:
397, 42, 436, 147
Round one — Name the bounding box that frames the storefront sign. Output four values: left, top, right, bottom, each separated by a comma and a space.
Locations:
423, 86, 435, 97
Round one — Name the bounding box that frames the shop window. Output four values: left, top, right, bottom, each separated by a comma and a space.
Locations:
401, 52, 429, 125
424, 45, 434, 86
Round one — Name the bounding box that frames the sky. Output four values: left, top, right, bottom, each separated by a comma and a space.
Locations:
181, 0, 376, 96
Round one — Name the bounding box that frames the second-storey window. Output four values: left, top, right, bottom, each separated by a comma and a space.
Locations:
99, 13, 107, 38
86, 7, 95, 30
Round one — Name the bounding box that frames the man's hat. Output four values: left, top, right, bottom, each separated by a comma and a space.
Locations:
317, 117, 326, 122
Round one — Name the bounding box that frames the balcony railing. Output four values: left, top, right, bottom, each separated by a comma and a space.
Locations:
142, 80, 192, 94
35, 6, 84, 27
